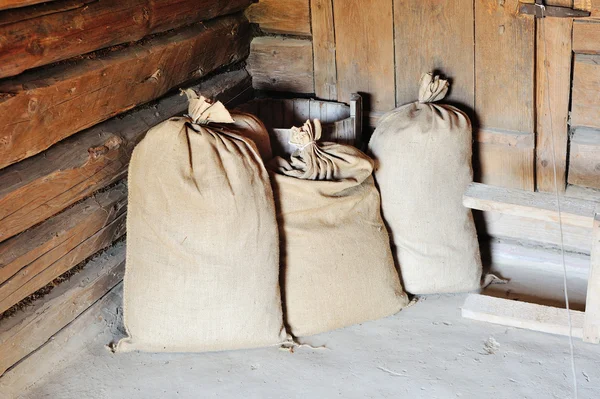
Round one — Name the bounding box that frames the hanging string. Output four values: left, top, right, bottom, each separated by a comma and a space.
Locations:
539, 10, 578, 399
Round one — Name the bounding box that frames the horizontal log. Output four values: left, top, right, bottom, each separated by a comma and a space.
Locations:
568, 128, 600, 190
0, 242, 125, 377
245, 0, 311, 36
573, 21, 600, 54
0, 69, 252, 242
571, 54, 600, 129
0, 0, 56, 11
0, 183, 127, 314
0, 14, 251, 170
0, 0, 252, 79
247, 36, 314, 93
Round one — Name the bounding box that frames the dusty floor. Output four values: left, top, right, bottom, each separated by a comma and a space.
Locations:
2, 279, 600, 399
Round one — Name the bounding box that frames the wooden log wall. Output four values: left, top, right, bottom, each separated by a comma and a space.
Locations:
0, 0, 255, 376
245, 0, 600, 193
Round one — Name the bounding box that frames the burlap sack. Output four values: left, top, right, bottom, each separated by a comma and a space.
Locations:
368, 73, 482, 295
269, 120, 409, 337
118, 91, 286, 352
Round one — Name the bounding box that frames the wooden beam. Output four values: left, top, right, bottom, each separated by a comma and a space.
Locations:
0, 15, 251, 170
584, 206, 600, 343
574, 0, 600, 16
535, 13, 572, 193
245, 0, 311, 36
0, 0, 57, 11
462, 294, 585, 339
247, 36, 314, 93
0, 242, 125, 376
0, 183, 127, 314
463, 182, 597, 228
394, 0, 474, 108
568, 128, 600, 190
571, 54, 600, 129
332, 0, 395, 112
0, 69, 252, 242
311, 0, 338, 100
573, 21, 600, 54
0, 0, 252, 79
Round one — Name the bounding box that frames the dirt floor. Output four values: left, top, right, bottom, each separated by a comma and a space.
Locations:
2, 276, 600, 399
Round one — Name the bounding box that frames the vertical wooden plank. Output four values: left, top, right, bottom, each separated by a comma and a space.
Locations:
475, 0, 535, 133
394, 0, 475, 108
475, 0, 535, 190
311, 0, 338, 100
571, 54, 600, 129
535, 6, 573, 193
584, 206, 600, 344
332, 0, 395, 117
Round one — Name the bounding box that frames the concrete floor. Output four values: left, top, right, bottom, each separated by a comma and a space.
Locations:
2, 280, 600, 399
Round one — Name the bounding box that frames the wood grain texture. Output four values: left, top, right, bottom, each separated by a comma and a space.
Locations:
574, 0, 600, 16
332, 0, 395, 112
0, 183, 127, 314
311, 0, 337, 100
0, 0, 252, 79
0, 0, 56, 11
584, 207, 600, 343
0, 242, 125, 377
475, 0, 535, 133
536, 15, 572, 193
475, 130, 535, 190
245, 0, 311, 36
573, 21, 600, 53
247, 36, 314, 93
0, 69, 252, 242
463, 182, 597, 228
568, 128, 600, 189
394, 0, 474, 108
0, 15, 251, 170
571, 54, 600, 129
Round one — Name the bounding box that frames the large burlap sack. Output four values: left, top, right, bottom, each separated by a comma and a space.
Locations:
368, 73, 482, 295
117, 91, 286, 352
269, 120, 409, 337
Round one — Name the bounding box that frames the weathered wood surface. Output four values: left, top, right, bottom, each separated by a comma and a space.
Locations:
0, 15, 250, 170
245, 0, 311, 36
0, 0, 252, 79
462, 294, 585, 339
475, 130, 535, 190
536, 12, 572, 193
0, 183, 127, 315
394, 0, 474, 108
0, 0, 56, 11
464, 182, 598, 228
0, 242, 125, 377
584, 207, 600, 343
311, 0, 337, 100
332, 0, 395, 112
247, 36, 314, 93
568, 128, 600, 190
571, 54, 600, 129
475, 0, 534, 133
574, 0, 600, 16
0, 69, 252, 243
573, 21, 600, 53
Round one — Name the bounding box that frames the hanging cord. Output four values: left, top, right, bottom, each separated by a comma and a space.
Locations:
539, 11, 578, 399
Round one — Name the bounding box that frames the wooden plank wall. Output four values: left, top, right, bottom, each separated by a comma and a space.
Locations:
245, 0, 546, 190
0, 0, 255, 374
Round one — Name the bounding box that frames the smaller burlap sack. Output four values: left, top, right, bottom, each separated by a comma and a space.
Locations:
270, 120, 409, 337
118, 91, 286, 353
369, 73, 482, 295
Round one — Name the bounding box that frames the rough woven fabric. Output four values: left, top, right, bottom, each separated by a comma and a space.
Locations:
368, 73, 482, 295
118, 92, 286, 353
269, 120, 409, 337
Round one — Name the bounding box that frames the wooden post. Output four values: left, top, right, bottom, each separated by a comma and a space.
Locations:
584, 205, 600, 343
